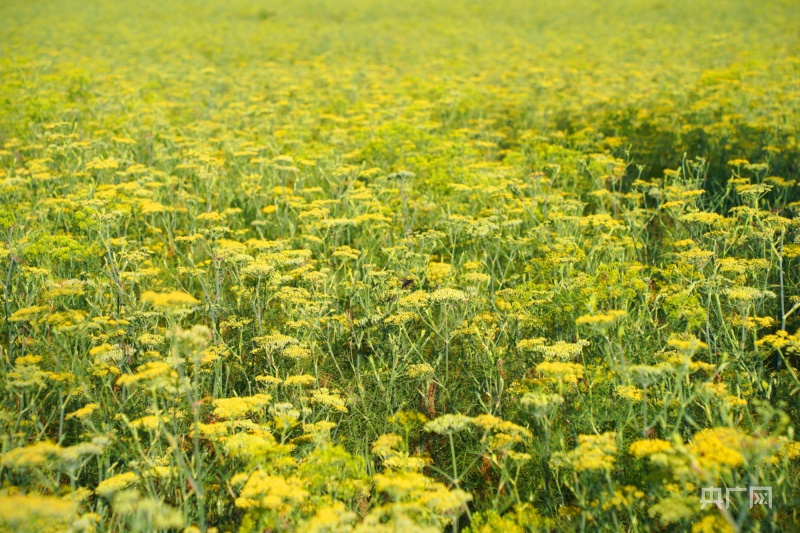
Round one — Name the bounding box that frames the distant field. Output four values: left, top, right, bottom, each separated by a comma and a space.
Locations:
1, 0, 800, 531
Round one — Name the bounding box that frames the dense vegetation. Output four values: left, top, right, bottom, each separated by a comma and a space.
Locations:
1, 0, 800, 531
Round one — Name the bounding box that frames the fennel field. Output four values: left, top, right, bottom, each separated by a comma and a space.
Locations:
1, 0, 800, 531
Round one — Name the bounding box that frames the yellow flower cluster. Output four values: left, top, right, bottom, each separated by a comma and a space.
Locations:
552, 432, 618, 472
212, 394, 272, 420
575, 310, 627, 329
141, 290, 200, 309
536, 362, 585, 384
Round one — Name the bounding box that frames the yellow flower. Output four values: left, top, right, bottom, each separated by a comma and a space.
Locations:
196, 422, 231, 439
462, 272, 491, 285
332, 245, 361, 260
398, 291, 431, 308
283, 374, 316, 387
727, 286, 776, 305
212, 393, 272, 419
116, 361, 179, 389
678, 212, 723, 225
428, 262, 453, 283
520, 392, 564, 414
253, 333, 298, 353
96, 472, 140, 497
0, 494, 76, 530
255, 375, 283, 386
425, 414, 473, 435
222, 432, 293, 461
196, 211, 226, 223
129, 414, 170, 430
86, 157, 120, 171
141, 290, 199, 309
523, 339, 590, 361
575, 310, 626, 329
309, 388, 348, 412
66, 403, 100, 420
372, 433, 405, 459
235, 472, 308, 511
535, 362, 584, 384
756, 329, 799, 349
552, 432, 617, 472
282, 345, 311, 360
384, 312, 417, 326
692, 514, 735, 533
406, 363, 435, 379
429, 288, 469, 304
648, 493, 698, 524
1, 441, 62, 469
632, 428, 779, 484
241, 261, 275, 279
629, 439, 673, 457
304, 502, 357, 533
8, 306, 49, 322
14, 355, 43, 365
667, 335, 708, 354
616, 385, 644, 401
